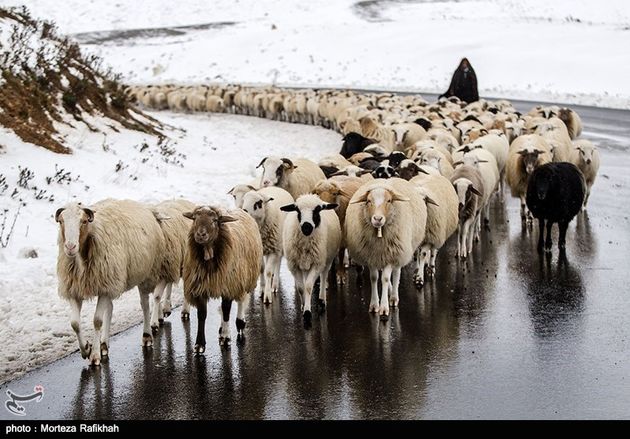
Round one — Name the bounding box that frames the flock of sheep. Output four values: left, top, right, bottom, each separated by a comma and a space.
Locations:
55, 84, 601, 365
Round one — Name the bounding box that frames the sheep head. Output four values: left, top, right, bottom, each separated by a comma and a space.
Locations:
518, 149, 545, 175
280, 194, 337, 237
258, 156, 296, 188
183, 206, 236, 260
351, 186, 409, 235
55, 203, 94, 258
241, 192, 274, 225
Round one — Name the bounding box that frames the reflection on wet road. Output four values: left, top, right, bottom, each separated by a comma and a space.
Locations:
1, 103, 629, 420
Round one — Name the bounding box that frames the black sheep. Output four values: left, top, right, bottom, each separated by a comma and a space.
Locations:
439, 58, 479, 104
339, 132, 376, 158
526, 162, 585, 253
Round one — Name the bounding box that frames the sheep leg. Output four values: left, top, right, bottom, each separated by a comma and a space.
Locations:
219, 298, 232, 346
263, 254, 275, 305
151, 280, 167, 333
181, 298, 191, 320
162, 283, 173, 318
343, 249, 350, 268
194, 300, 207, 353
272, 253, 282, 294
389, 266, 401, 308
70, 298, 91, 359
302, 269, 319, 324
319, 259, 334, 310
558, 221, 569, 251
582, 189, 590, 211
414, 245, 429, 287
484, 202, 491, 227
474, 213, 481, 241
545, 221, 553, 253
456, 224, 462, 258
428, 247, 438, 278
336, 247, 346, 285
466, 217, 476, 256
520, 196, 527, 221
378, 265, 393, 317
537, 219, 545, 253
236, 297, 248, 338
259, 257, 266, 297
139, 290, 153, 347
369, 267, 380, 313
89, 295, 111, 366
100, 297, 113, 357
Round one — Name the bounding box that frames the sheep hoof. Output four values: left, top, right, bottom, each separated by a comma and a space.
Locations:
219, 336, 231, 346
142, 333, 153, 347
158, 318, 165, 325
236, 318, 246, 332
317, 299, 326, 311
379, 313, 389, 322
378, 305, 389, 317
100, 342, 108, 357
151, 324, 159, 334
263, 295, 272, 305
89, 351, 101, 367
303, 310, 312, 325
194, 344, 205, 354
80, 342, 92, 359
369, 303, 379, 313
181, 312, 190, 321
427, 267, 436, 278
389, 298, 399, 307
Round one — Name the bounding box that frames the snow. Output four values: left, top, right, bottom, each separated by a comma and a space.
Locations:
0, 114, 340, 384
2, 0, 629, 108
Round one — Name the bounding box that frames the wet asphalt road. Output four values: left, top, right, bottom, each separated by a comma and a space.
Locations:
1, 100, 629, 420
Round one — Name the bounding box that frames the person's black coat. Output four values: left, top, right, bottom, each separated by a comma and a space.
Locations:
439, 58, 479, 104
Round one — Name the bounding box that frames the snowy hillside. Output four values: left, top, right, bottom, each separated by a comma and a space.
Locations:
2, 0, 629, 108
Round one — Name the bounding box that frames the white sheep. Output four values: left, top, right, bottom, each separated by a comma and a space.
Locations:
258, 156, 326, 200
56, 200, 166, 365
506, 134, 552, 221
345, 178, 427, 316
183, 206, 262, 350
570, 139, 600, 210
449, 167, 485, 258
280, 194, 341, 323
410, 174, 458, 285
241, 187, 294, 303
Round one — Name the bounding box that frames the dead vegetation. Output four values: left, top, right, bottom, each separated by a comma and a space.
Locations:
0, 7, 162, 154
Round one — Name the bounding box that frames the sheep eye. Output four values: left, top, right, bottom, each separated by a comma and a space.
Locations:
387, 200, 392, 204
82, 220, 88, 225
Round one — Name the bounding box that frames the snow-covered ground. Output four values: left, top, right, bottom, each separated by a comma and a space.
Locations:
0, 114, 340, 384
2, 0, 629, 108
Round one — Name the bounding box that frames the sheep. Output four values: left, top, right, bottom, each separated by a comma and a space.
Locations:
526, 162, 585, 253
397, 159, 425, 181
390, 123, 427, 151
558, 108, 583, 140
450, 165, 485, 258
570, 139, 600, 210
340, 132, 377, 158
455, 150, 499, 230
205, 95, 225, 113
227, 183, 258, 209
183, 206, 262, 351
150, 199, 196, 328
348, 152, 375, 166
466, 133, 509, 195
410, 174, 458, 285
280, 195, 341, 323
241, 187, 294, 304
259, 156, 326, 200
534, 118, 573, 162
506, 134, 552, 221
318, 154, 353, 170
416, 148, 454, 178
345, 178, 427, 317
331, 165, 374, 181
56, 200, 166, 365
359, 116, 395, 150
372, 162, 399, 179
312, 176, 364, 282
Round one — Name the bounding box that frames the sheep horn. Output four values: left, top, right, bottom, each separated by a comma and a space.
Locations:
425, 196, 439, 207
55, 207, 65, 222
281, 158, 294, 168
256, 157, 267, 168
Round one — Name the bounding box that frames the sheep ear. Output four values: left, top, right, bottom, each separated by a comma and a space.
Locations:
469, 186, 482, 196
350, 193, 369, 204
280, 204, 297, 212
477, 159, 489, 163
358, 169, 372, 176
391, 191, 410, 202
183, 211, 195, 220
153, 211, 171, 221
330, 170, 345, 177
83, 208, 95, 222
452, 161, 463, 167
425, 196, 439, 207
322, 203, 338, 210
256, 157, 267, 168
281, 158, 294, 169
517, 149, 528, 156
219, 215, 237, 224
418, 167, 430, 175
264, 196, 274, 204
227, 186, 235, 195
55, 207, 65, 222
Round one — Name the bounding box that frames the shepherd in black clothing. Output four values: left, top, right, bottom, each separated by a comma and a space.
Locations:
439, 58, 479, 103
